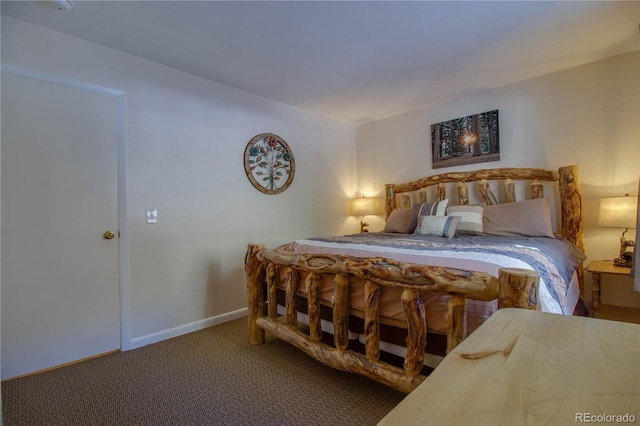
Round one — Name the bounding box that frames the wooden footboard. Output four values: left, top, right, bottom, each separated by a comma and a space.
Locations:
245, 244, 539, 393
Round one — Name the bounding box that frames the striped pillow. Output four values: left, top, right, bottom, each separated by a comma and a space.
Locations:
407, 199, 449, 233
416, 215, 461, 239
446, 205, 484, 236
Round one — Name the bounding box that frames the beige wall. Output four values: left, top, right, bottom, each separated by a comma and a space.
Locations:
1, 16, 358, 348
356, 50, 640, 309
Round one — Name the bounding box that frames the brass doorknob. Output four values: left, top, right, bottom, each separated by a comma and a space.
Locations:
103, 230, 116, 240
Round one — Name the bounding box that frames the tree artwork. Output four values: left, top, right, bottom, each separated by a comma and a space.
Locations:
431, 110, 500, 169
244, 133, 295, 194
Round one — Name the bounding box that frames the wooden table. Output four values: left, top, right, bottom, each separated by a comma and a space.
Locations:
587, 260, 640, 324
379, 309, 640, 426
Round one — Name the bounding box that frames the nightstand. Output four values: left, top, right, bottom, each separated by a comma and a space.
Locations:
587, 260, 640, 324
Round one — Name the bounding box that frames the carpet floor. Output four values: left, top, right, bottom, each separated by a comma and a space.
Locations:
2, 317, 406, 425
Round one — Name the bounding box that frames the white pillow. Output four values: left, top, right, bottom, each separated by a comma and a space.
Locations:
446, 205, 483, 236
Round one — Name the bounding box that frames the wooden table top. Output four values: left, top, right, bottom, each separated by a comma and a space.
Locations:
379, 309, 640, 426
588, 260, 634, 276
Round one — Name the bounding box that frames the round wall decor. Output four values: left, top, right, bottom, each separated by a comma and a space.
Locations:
244, 133, 295, 195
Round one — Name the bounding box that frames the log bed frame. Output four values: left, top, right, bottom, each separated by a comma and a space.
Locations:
245, 165, 584, 393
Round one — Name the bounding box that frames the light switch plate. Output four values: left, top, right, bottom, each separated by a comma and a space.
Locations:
146, 208, 158, 224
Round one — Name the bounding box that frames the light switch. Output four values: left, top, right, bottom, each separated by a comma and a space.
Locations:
146, 208, 158, 224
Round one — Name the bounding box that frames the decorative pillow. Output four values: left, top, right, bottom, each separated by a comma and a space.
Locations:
483, 198, 555, 237
416, 215, 460, 238
446, 205, 483, 236
382, 209, 413, 233
407, 199, 449, 233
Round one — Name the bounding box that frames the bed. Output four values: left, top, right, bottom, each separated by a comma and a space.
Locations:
244, 165, 585, 393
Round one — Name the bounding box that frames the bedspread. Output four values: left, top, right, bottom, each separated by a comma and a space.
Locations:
279, 233, 585, 335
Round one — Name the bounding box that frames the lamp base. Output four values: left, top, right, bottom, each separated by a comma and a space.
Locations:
615, 237, 635, 268
613, 256, 632, 268
359, 217, 369, 233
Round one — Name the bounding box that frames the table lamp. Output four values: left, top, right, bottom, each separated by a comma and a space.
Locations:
598, 194, 637, 267
350, 197, 377, 233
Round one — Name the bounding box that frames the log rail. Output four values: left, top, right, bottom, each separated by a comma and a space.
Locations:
245, 244, 539, 393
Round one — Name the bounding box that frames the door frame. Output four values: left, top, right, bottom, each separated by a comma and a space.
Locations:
1, 63, 131, 350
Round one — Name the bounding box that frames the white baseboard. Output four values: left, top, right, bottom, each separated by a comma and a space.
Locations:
125, 308, 248, 350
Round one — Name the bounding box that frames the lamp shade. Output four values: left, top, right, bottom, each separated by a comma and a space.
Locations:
350, 197, 376, 216
598, 196, 638, 229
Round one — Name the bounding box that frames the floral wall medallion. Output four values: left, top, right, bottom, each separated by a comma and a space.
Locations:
244, 133, 295, 195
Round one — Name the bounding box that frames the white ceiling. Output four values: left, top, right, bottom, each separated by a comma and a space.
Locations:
2, 1, 639, 124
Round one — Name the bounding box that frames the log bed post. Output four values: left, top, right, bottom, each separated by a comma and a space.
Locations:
266, 263, 278, 320
364, 280, 381, 363
457, 182, 469, 205
285, 268, 299, 329
479, 179, 498, 205
445, 295, 466, 353
401, 290, 427, 376
435, 183, 446, 202
306, 272, 322, 342
531, 179, 544, 199
385, 184, 396, 221
497, 268, 540, 310
559, 165, 585, 296
504, 179, 515, 203
333, 274, 350, 351
245, 244, 266, 345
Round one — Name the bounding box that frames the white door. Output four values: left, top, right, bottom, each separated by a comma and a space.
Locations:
1, 71, 121, 379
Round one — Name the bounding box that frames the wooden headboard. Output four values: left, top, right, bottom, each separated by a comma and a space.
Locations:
385, 165, 585, 293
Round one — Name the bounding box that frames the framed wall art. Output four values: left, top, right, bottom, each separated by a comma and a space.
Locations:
244, 133, 295, 195
431, 109, 500, 169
